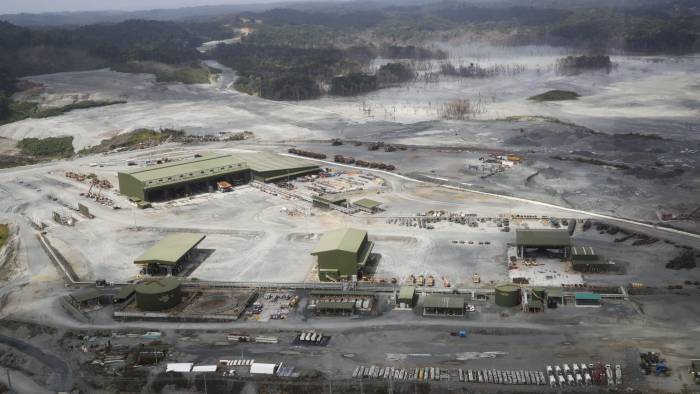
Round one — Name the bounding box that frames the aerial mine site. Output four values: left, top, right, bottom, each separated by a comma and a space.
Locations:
0, 0, 698, 393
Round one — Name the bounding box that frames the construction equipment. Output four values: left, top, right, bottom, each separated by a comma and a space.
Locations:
592, 363, 606, 385
472, 273, 481, 284
640, 352, 670, 376
655, 363, 670, 376
426, 275, 435, 287
217, 181, 233, 192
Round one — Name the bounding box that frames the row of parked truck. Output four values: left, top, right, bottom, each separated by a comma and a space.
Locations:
352, 365, 547, 385
546, 362, 621, 387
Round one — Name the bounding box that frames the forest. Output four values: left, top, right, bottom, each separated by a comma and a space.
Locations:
0, 0, 697, 102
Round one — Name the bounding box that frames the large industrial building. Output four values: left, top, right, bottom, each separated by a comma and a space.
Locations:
118, 152, 320, 201
311, 228, 374, 281
515, 229, 572, 258
134, 233, 206, 275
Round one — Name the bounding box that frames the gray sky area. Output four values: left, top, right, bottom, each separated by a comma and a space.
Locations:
0, 0, 295, 14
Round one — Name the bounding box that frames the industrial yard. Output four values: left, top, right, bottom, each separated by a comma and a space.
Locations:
0, 9, 698, 392
0, 136, 698, 393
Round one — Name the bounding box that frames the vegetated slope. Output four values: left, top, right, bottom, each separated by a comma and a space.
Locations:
0, 99, 126, 126
79, 128, 184, 154
528, 90, 581, 101
17, 136, 74, 158
0, 223, 9, 249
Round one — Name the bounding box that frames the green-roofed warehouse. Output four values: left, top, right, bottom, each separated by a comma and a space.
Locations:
134, 233, 205, 275
118, 153, 249, 201
311, 228, 374, 282
515, 229, 572, 258
118, 152, 319, 202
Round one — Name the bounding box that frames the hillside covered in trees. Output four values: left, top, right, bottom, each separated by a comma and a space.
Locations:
0, 0, 697, 103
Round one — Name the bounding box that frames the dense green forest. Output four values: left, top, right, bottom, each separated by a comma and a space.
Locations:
0, 19, 230, 106
238, 3, 698, 52
214, 44, 359, 100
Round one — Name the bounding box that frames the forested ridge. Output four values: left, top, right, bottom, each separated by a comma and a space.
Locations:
0, 0, 697, 105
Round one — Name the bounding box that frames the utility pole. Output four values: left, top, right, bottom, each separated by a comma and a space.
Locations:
6, 368, 12, 392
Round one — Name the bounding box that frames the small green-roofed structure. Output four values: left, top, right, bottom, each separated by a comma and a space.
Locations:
311, 228, 375, 281
575, 292, 601, 307
312, 194, 347, 209
422, 294, 465, 317
134, 233, 205, 275
398, 285, 416, 307
575, 292, 601, 301
353, 198, 383, 213
314, 301, 356, 316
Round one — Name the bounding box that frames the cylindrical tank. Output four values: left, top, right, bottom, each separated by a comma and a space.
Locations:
135, 277, 182, 311
495, 283, 521, 307
532, 286, 547, 300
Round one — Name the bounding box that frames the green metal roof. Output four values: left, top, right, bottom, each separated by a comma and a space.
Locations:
311, 228, 368, 255
259, 168, 319, 182
423, 294, 465, 309
122, 153, 247, 188
398, 286, 415, 301
230, 152, 317, 174
310, 290, 375, 297
353, 198, 383, 210
119, 152, 318, 190
316, 301, 356, 310
546, 287, 563, 298
135, 277, 181, 295
313, 194, 347, 205
574, 292, 601, 301
71, 288, 100, 303
134, 233, 205, 265
515, 229, 571, 247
